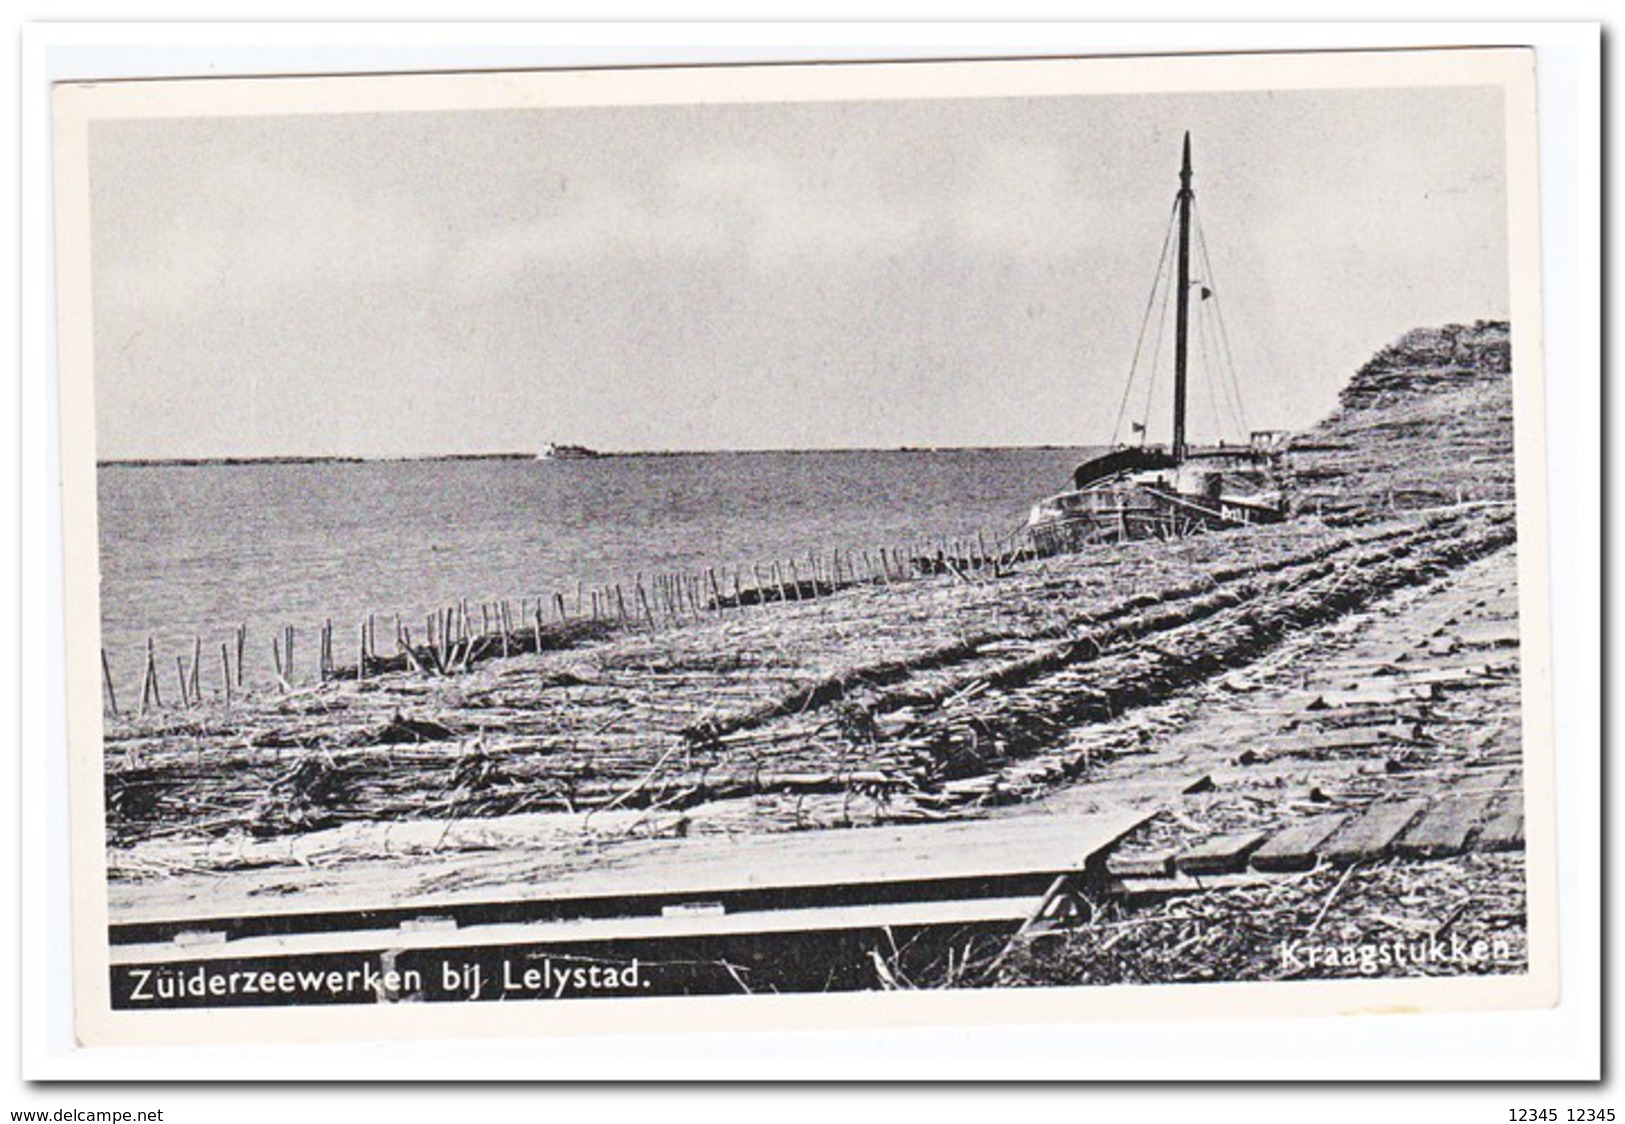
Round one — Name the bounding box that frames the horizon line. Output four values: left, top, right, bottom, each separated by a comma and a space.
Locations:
95, 442, 1126, 468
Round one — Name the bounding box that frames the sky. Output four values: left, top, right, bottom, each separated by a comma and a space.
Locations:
87, 84, 1509, 459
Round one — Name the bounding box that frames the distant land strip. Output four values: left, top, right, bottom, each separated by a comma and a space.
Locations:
97, 445, 1084, 468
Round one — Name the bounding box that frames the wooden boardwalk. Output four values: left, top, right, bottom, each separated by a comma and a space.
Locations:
1114, 774, 1522, 886
105, 803, 1163, 1008
1107, 560, 1527, 897
111, 804, 1156, 952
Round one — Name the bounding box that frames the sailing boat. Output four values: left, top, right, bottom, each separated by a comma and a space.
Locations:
1026, 133, 1287, 548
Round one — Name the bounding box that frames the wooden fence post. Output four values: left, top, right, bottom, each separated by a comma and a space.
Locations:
141, 637, 160, 713
100, 649, 119, 717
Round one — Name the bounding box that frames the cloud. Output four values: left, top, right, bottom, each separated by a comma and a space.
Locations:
946, 143, 1107, 258
447, 150, 936, 299
446, 179, 734, 293
444, 143, 1111, 300
93, 156, 441, 323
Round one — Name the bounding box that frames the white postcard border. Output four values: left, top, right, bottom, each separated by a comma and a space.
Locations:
28, 26, 1593, 1077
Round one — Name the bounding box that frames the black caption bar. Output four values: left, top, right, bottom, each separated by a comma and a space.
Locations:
110, 922, 1012, 1009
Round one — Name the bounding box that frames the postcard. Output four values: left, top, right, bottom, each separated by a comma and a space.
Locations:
50, 45, 1555, 1046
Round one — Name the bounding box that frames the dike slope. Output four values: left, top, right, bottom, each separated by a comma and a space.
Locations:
1283, 320, 1514, 518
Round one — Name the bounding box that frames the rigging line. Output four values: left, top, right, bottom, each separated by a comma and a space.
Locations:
1190, 202, 1245, 432
1212, 292, 1252, 437
1109, 199, 1181, 445
1195, 287, 1225, 444
1192, 200, 1252, 433
1218, 304, 1252, 435
1197, 213, 1252, 437
1219, 303, 1248, 436
1200, 293, 1247, 439
1140, 227, 1179, 442
1185, 214, 1239, 440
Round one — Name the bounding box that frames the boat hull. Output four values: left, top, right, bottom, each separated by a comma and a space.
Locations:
1027, 481, 1284, 551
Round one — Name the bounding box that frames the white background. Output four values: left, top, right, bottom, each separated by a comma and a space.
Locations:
9, 5, 1605, 1114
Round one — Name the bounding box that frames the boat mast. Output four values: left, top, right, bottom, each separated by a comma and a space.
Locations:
1172, 131, 1194, 463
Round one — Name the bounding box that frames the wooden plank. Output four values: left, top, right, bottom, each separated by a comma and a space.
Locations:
1450, 621, 1520, 649
1105, 851, 1174, 878
1174, 830, 1271, 876
1266, 728, 1391, 754
1109, 871, 1284, 904
1307, 684, 1438, 709
1392, 665, 1503, 687
112, 806, 1157, 934
1312, 659, 1412, 678
1394, 790, 1500, 859
1249, 815, 1349, 872
1321, 798, 1428, 864
110, 893, 1046, 966
1291, 704, 1427, 730
1396, 654, 1516, 676
1474, 791, 1525, 852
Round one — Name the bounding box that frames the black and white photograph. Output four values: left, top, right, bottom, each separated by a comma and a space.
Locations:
48, 45, 1559, 1048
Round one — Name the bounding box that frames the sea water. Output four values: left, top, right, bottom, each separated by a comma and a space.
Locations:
97, 447, 1094, 686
